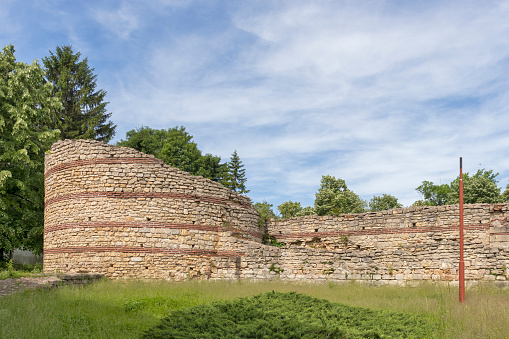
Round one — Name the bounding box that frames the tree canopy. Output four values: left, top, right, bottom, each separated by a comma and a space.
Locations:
0, 45, 61, 257
117, 126, 226, 183
295, 206, 317, 217
415, 181, 451, 206
254, 200, 278, 228
448, 169, 502, 204
42, 45, 116, 142
414, 169, 505, 206
277, 201, 302, 219
314, 175, 366, 216
368, 194, 402, 212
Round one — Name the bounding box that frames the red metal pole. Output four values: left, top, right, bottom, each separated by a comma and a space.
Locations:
459, 157, 465, 303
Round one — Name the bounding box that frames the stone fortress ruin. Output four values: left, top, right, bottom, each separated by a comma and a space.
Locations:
44, 139, 509, 284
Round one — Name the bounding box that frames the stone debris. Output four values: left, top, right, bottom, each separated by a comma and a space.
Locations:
0, 274, 103, 297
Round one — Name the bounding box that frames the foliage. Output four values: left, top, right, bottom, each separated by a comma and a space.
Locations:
501, 183, 509, 202
117, 126, 227, 183
448, 169, 502, 204
314, 175, 366, 216
262, 235, 286, 248
277, 200, 302, 219
254, 200, 277, 228
368, 194, 402, 212
415, 181, 451, 206
411, 200, 429, 207
0, 260, 44, 280
0, 45, 61, 257
416, 169, 504, 205
42, 45, 116, 142
295, 206, 317, 217
143, 291, 433, 338
116, 126, 167, 156
222, 150, 250, 194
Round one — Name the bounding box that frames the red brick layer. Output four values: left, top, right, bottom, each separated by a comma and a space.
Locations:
44, 221, 265, 239
272, 223, 493, 240
44, 221, 221, 233
44, 246, 246, 257
45, 191, 252, 209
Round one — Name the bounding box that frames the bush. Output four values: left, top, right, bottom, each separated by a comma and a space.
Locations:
143, 291, 434, 338
0, 260, 43, 280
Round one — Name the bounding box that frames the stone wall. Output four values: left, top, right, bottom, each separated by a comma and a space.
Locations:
44, 139, 509, 284
44, 139, 261, 279
264, 204, 509, 283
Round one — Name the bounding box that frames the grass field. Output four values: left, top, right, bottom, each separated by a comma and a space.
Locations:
0, 278, 508, 338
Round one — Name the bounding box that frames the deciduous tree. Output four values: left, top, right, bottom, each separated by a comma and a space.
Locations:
368, 194, 402, 211
501, 184, 509, 202
0, 45, 61, 258
314, 175, 366, 216
415, 181, 451, 206
295, 206, 316, 216
415, 169, 503, 205
277, 201, 302, 219
254, 201, 277, 228
448, 169, 502, 204
117, 126, 226, 183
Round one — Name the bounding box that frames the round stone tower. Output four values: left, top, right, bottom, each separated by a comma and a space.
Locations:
43, 139, 261, 279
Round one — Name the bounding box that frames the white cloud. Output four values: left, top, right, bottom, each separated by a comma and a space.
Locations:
93, 2, 140, 39
98, 1, 509, 208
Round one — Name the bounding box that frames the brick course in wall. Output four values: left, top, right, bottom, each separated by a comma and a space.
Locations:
44, 139, 509, 284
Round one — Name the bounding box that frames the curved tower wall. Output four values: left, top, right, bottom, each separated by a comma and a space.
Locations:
44, 139, 261, 279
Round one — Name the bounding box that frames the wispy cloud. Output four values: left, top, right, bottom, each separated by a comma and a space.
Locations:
93, 2, 140, 39
5, 0, 509, 208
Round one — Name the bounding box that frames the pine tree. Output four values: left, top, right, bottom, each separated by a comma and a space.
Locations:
42, 45, 116, 142
223, 150, 250, 194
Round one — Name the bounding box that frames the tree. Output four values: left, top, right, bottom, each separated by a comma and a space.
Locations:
116, 126, 226, 183
314, 175, 366, 216
223, 150, 250, 194
116, 126, 167, 156
415, 169, 503, 206
254, 201, 277, 228
295, 206, 316, 217
368, 194, 402, 211
415, 181, 451, 206
501, 183, 509, 202
278, 201, 302, 219
448, 169, 502, 204
42, 45, 116, 142
0, 45, 61, 258
159, 127, 204, 174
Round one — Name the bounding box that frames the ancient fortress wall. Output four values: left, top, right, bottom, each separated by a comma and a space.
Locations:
44, 139, 261, 279
44, 140, 509, 284
266, 205, 509, 283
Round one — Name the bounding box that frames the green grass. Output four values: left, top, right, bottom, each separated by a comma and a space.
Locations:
0, 261, 45, 280
0, 279, 508, 338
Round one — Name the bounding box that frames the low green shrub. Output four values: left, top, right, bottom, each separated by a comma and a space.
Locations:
143, 291, 434, 338
0, 261, 44, 280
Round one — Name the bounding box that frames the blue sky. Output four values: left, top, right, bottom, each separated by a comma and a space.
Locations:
3, 0, 509, 211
